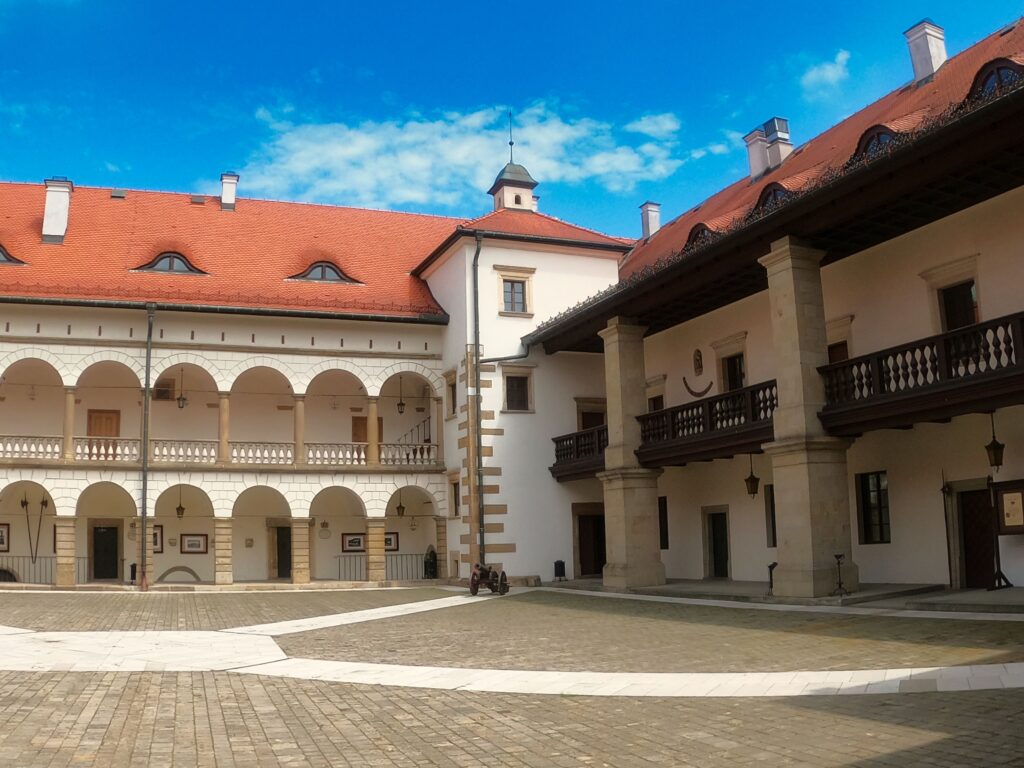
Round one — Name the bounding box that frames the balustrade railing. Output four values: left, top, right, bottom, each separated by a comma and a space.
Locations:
306, 442, 368, 466
229, 441, 295, 465
0, 435, 62, 460
73, 437, 141, 462
151, 439, 218, 464
637, 380, 778, 446
385, 553, 428, 580
380, 442, 438, 466
821, 313, 1022, 408
0, 554, 56, 584
334, 554, 368, 581
552, 424, 608, 465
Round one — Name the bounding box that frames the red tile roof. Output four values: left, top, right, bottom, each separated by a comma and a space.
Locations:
464, 208, 633, 247
620, 18, 1024, 278
0, 183, 462, 319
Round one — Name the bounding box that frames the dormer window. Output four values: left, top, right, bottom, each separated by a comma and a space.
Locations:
0, 245, 23, 265
138, 252, 204, 274
686, 224, 714, 247
753, 184, 791, 214
290, 261, 356, 283
855, 127, 897, 158
970, 59, 1023, 99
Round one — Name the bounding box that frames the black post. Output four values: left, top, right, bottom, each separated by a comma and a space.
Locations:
766, 561, 777, 597
988, 476, 1014, 590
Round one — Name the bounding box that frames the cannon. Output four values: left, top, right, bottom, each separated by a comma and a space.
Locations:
469, 563, 509, 595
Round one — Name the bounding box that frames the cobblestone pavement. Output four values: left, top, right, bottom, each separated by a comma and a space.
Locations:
278, 590, 1024, 672
0, 672, 1020, 767
0, 588, 448, 631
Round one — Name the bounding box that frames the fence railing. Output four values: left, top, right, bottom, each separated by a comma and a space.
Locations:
552, 424, 608, 465
73, 437, 141, 462
380, 442, 438, 466
229, 441, 295, 465
307, 442, 368, 466
637, 380, 778, 445
151, 439, 218, 464
821, 313, 1022, 408
334, 554, 368, 581
0, 554, 55, 584
385, 553, 427, 580
0, 435, 63, 461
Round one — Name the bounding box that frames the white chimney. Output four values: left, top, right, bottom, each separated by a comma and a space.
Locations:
744, 128, 769, 179
220, 172, 239, 211
904, 20, 947, 83
640, 201, 661, 238
763, 117, 793, 169
42, 177, 73, 244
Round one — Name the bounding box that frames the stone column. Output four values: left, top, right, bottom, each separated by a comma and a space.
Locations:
366, 397, 380, 465
137, 517, 155, 589
290, 518, 310, 584
54, 517, 77, 587
366, 518, 386, 581
214, 518, 233, 585
293, 395, 306, 465
435, 517, 448, 579
62, 387, 76, 460
759, 236, 859, 597
433, 396, 444, 460
217, 392, 230, 463
598, 317, 665, 588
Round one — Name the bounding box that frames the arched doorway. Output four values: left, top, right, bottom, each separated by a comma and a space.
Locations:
310, 486, 367, 580
384, 486, 439, 580
0, 480, 57, 584
153, 485, 215, 583
232, 486, 291, 581
76, 482, 138, 583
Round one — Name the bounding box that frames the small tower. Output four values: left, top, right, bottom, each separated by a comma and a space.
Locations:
487, 163, 538, 212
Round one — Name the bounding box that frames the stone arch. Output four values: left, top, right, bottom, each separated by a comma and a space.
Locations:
305, 483, 367, 518
296, 360, 372, 395
72, 350, 145, 384
370, 362, 443, 398
0, 347, 71, 386
155, 565, 201, 583
152, 353, 228, 392
226, 357, 300, 392
148, 472, 214, 503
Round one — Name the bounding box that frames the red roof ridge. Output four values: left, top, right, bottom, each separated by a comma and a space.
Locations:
464, 207, 628, 244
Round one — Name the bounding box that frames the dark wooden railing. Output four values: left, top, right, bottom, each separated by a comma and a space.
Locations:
552, 424, 608, 468
637, 380, 778, 447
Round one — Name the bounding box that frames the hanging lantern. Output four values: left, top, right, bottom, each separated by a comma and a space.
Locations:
986, 412, 1005, 472
396, 375, 406, 415
395, 489, 405, 517
176, 367, 189, 409
176, 485, 186, 519
744, 453, 761, 498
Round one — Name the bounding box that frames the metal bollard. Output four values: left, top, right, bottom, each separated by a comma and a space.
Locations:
766, 561, 778, 597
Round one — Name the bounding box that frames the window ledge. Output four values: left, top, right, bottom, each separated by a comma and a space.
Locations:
499, 311, 534, 319
500, 409, 535, 414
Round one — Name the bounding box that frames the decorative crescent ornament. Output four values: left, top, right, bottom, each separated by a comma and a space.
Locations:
683, 376, 714, 398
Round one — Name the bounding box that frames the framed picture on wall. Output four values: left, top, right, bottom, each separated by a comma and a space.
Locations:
384, 532, 399, 552
0, 523, 8, 552
180, 534, 208, 554
153, 525, 164, 554
994, 480, 1024, 535
342, 533, 365, 552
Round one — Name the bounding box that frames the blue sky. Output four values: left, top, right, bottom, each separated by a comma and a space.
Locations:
0, 1, 1021, 237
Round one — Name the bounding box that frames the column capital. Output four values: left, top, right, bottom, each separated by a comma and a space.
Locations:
64, 385, 76, 394
598, 316, 647, 342
293, 393, 306, 402
218, 391, 230, 400
759, 236, 825, 270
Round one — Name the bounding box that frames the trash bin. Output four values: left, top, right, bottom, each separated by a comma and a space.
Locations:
554, 560, 566, 579
130, 562, 137, 584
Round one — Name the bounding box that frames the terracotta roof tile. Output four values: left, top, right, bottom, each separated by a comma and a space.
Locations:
464, 208, 630, 246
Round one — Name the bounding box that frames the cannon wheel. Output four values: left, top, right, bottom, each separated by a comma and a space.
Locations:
499, 571, 509, 595
469, 572, 480, 596
487, 571, 499, 593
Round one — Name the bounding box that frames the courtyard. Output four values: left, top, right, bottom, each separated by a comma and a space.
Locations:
0, 587, 1021, 766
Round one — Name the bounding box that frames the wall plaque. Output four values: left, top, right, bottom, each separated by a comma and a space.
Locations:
994, 480, 1024, 535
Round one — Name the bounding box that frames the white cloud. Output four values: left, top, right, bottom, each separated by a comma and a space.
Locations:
624, 112, 681, 140
239, 104, 688, 210
800, 50, 851, 99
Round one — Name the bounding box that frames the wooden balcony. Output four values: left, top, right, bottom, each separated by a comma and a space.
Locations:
820, 312, 1024, 435
550, 424, 608, 481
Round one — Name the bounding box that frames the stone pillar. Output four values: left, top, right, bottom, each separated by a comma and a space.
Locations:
293, 395, 306, 464
290, 518, 310, 584
217, 392, 230, 463
598, 317, 665, 588
62, 387, 76, 460
54, 516, 77, 587
759, 236, 859, 597
435, 517, 448, 578
214, 518, 233, 585
433, 396, 444, 459
137, 517, 155, 589
366, 518, 386, 581
366, 397, 380, 465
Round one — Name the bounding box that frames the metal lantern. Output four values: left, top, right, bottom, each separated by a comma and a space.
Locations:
395, 489, 405, 517
986, 412, 1005, 472
176, 485, 185, 519
744, 454, 760, 498
396, 376, 406, 415
176, 367, 189, 409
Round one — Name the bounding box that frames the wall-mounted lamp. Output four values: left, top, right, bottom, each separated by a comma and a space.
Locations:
744, 454, 760, 498
395, 488, 405, 517
986, 412, 1005, 472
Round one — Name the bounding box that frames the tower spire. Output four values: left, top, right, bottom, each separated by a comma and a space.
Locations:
508, 109, 514, 164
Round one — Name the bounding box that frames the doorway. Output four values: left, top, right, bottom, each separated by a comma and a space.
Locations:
93, 526, 119, 580
705, 510, 730, 579
275, 526, 292, 579
960, 489, 995, 589
578, 514, 606, 577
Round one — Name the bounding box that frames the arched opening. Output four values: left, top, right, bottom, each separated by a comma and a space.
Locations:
232, 486, 291, 581
151, 364, 220, 464
304, 370, 370, 466
0, 359, 65, 460
0, 480, 58, 584
76, 482, 138, 583
310, 486, 367, 580
229, 367, 295, 465
385, 486, 439, 580
153, 485, 215, 583
75, 361, 143, 462
378, 372, 438, 466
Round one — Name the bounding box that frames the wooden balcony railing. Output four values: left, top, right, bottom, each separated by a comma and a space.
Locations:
550, 424, 608, 481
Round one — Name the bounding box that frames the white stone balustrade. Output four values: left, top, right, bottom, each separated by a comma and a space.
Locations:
229, 441, 295, 465
73, 437, 141, 462
151, 439, 218, 464
0, 435, 62, 460
306, 442, 368, 466
379, 442, 439, 466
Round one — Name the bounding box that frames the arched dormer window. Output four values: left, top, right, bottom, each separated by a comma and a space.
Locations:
969, 58, 1024, 99
290, 261, 357, 283
686, 224, 714, 247
855, 126, 897, 158
753, 183, 792, 213
0, 245, 24, 265
136, 252, 204, 274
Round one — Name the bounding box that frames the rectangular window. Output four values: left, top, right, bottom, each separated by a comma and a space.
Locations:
451, 481, 460, 518
857, 471, 891, 544
580, 410, 605, 429
658, 496, 669, 550
647, 394, 665, 412
940, 280, 978, 331
505, 375, 530, 412
503, 279, 527, 313
722, 353, 745, 391
827, 341, 849, 364
765, 484, 777, 548
448, 379, 457, 416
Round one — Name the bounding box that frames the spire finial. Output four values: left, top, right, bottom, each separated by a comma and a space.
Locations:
508, 109, 515, 164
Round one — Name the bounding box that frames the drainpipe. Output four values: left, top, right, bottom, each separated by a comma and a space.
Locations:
470, 234, 487, 564
139, 304, 155, 591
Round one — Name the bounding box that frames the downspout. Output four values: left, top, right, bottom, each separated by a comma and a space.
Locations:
139, 304, 155, 591
471, 233, 486, 564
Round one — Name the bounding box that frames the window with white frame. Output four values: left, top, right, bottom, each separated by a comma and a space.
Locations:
502, 364, 534, 412
495, 265, 535, 317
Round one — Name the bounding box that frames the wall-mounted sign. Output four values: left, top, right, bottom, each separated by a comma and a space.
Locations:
993, 480, 1024, 535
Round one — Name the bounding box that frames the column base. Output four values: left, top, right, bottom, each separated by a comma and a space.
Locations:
773, 563, 861, 598
602, 560, 666, 589
598, 466, 666, 589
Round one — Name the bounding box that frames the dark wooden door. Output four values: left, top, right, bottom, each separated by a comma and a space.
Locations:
709, 512, 729, 578
580, 411, 606, 430
93, 526, 118, 580
578, 514, 606, 577
960, 490, 995, 588
276, 526, 292, 579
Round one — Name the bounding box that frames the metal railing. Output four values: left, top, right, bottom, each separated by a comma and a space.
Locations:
385, 553, 427, 580
821, 312, 1022, 408
395, 417, 433, 446
306, 442, 368, 466
637, 380, 778, 445
73, 437, 141, 462
151, 439, 218, 464
552, 424, 608, 465
0, 555, 55, 584
229, 441, 294, 465
0, 435, 62, 460
334, 554, 368, 581
380, 442, 438, 466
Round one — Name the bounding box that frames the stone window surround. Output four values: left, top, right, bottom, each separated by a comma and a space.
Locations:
443, 369, 457, 420
500, 362, 535, 413
710, 331, 747, 394
573, 396, 606, 430
447, 469, 461, 519
495, 264, 535, 318
826, 314, 855, 356
918, 253, 980, 334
